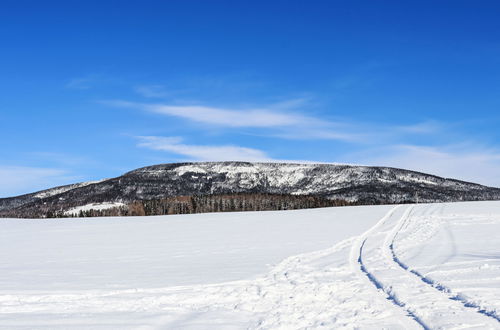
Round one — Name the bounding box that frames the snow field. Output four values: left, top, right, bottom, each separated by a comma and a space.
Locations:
1, 202, 500, 329
393, 202, 500, 325
355, 205, 499, 328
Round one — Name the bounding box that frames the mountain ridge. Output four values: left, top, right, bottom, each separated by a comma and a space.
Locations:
1, 161, 499, 218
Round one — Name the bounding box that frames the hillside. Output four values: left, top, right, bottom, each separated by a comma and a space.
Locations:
1, 162, 500, 218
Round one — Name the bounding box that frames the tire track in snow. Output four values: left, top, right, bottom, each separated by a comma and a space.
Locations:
0, 233, 417, 329
350, 206, 429, 329
353, 204, 500, 329
390, 206, 500, 323
357, 239, 430, 329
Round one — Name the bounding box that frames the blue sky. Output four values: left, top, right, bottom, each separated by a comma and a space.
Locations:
1, 0, 500, 196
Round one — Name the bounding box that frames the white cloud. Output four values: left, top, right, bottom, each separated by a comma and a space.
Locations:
149, 104, 306, 127
395, 121, 442, 134
66, 74, 112, 90
66, 74, 103, 90
109, 100, 310, 128
134, 85, 170, 98
273, 127, 369, 143
105, 98, 446, 144
0, 166, 79, 198
137, 136, 272, 162
349, 144, 500, 187
104, 100, 371, 142
66, 78, 93, 90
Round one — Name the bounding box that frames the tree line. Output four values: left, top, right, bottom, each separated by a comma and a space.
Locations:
57, 193, 358, 218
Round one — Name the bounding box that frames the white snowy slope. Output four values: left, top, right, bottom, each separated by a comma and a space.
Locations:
0, 202, 499, 329
63, 202, 127, 216
33, 179, 107, 199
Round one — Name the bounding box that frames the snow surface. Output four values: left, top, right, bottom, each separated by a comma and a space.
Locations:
33, 179, 106, 199
1, 202, 500, 329
63, 202, 126, 215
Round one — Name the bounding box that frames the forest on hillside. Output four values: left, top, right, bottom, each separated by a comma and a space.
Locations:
47, 193, 361, 218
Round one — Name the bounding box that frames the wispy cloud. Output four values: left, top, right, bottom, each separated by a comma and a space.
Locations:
348, 144, 500, 187
271, 125, 370, 142
66, 74, 113, 90
134, 85, 170, 98
66, 77, 93, 90
137, 136, 272, 162
104, 98, 443, 145
28, 152, 94, 167
136, 136, 334, 164
395, 121, 442, 134
66, 74, 104, 89
107, 100, 311, 128
103, 93, 498, 187
0, 166, 80, 198
104, 99, 374, 142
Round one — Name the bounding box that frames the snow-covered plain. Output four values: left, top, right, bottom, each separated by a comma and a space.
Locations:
1, 202, 499, 329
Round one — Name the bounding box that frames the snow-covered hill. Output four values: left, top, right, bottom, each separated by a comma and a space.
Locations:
1, 162, 500, 218
1, 202, 499, 328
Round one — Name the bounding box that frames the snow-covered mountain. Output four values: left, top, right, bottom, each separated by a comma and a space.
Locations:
1, 162, 500, 218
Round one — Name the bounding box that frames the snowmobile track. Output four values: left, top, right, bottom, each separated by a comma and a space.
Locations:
352, 205, 500, 329
390, 206, 500, 324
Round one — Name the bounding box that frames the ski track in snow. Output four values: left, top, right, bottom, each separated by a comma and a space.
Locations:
389, 207, 500, 323
354, 205, 500, 329
2, 203, 500, 329
0, 236, 416, 329
350, 205, 429, 329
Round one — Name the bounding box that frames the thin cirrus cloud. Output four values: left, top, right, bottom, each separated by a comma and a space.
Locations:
107, 100, 310, 128
0, 166, 78, 198
134, 85, 170, 98
103, 100, 370, 142
394, 121, 442, 134
66, 74, 103, 90
137, 136, 272, 162
349, 144, 500, 187
104, 99, 444, 144
136, 136, 331, 164
66, 77, 93, 90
